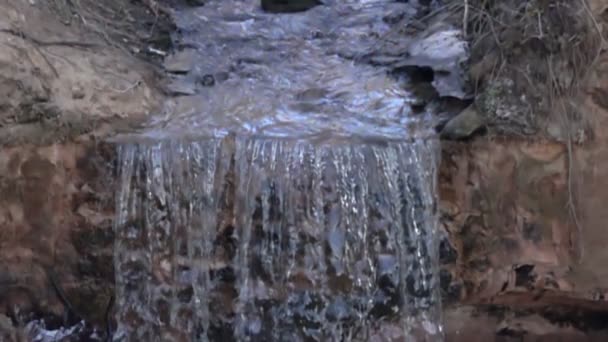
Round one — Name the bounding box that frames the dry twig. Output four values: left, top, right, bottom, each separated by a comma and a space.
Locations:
0, 28, 99, 49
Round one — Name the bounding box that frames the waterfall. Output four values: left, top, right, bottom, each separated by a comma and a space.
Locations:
112, 136, 442, 341
109, 0, 462, 339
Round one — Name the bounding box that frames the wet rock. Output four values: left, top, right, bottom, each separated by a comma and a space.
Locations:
0, 314, 16, 341
383, 11, 407, 25
369, 323, 405, 342
214, 71, 230, 83
367, 55, 404, 67
438, 96, 473, 116
261, 0, 322, 13
410, 82, 439, 108
383, 22, 470, 100
185, 0, 206, 6
200, 74, 216, 87
164, 49, 198, 74
24, 320, 93, 342
295, 88, 328, 102
433, 70, 472, 100
440, 105, 485, 139
164, 78, 197, 96
408, 27, 466, 72
325, 297, 352, 322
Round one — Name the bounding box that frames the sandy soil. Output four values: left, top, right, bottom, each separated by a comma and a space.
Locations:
0, 0, 173, 146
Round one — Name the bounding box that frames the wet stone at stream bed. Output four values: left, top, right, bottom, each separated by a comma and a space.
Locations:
140, 0, 467, 141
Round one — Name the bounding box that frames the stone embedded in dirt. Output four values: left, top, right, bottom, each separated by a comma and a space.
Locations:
163, 49, 198, 74
261, 0, 322, 13
469, 52, 499, 85
440, 105, 485, 139
71, 85, 86, 100
519, 141, 565, 162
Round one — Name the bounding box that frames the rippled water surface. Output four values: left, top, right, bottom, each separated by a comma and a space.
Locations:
131, 0, 455, 140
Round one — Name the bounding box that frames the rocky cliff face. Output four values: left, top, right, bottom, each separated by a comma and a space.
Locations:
435, 0, 608, 333
1, 0, 608, 341
0, 0, 171, 147
0, 143, 114, 326
439, 139, 574, 301
435, 0, 608, 331
0, 0, 170, 338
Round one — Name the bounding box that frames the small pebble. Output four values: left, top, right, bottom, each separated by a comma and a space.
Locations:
200, 74, 215, 87
72, 86, 86, 100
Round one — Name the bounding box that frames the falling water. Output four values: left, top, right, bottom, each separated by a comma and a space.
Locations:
113, 139, 228, 341
111, 0, 465, 339
113, 136, 441, 342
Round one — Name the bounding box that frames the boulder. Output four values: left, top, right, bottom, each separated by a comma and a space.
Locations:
440, 105, 485, 139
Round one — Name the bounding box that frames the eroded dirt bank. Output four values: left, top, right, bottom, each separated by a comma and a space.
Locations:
1, 0, 608, 341
0, 0, 172, 146
0, 0, 170, 339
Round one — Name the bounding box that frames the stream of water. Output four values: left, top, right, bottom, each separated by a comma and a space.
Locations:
112, 0, 460, 340
114, 137, 440, 341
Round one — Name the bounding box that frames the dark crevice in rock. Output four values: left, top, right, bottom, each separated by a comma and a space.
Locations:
514, 264, 536, 289
439, 237, 458, 264
261, 0, 322, 13
522, 221, 543, 244
496, 326, 525, 339
541, 307, 608, 332
391, 65, 435, 84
